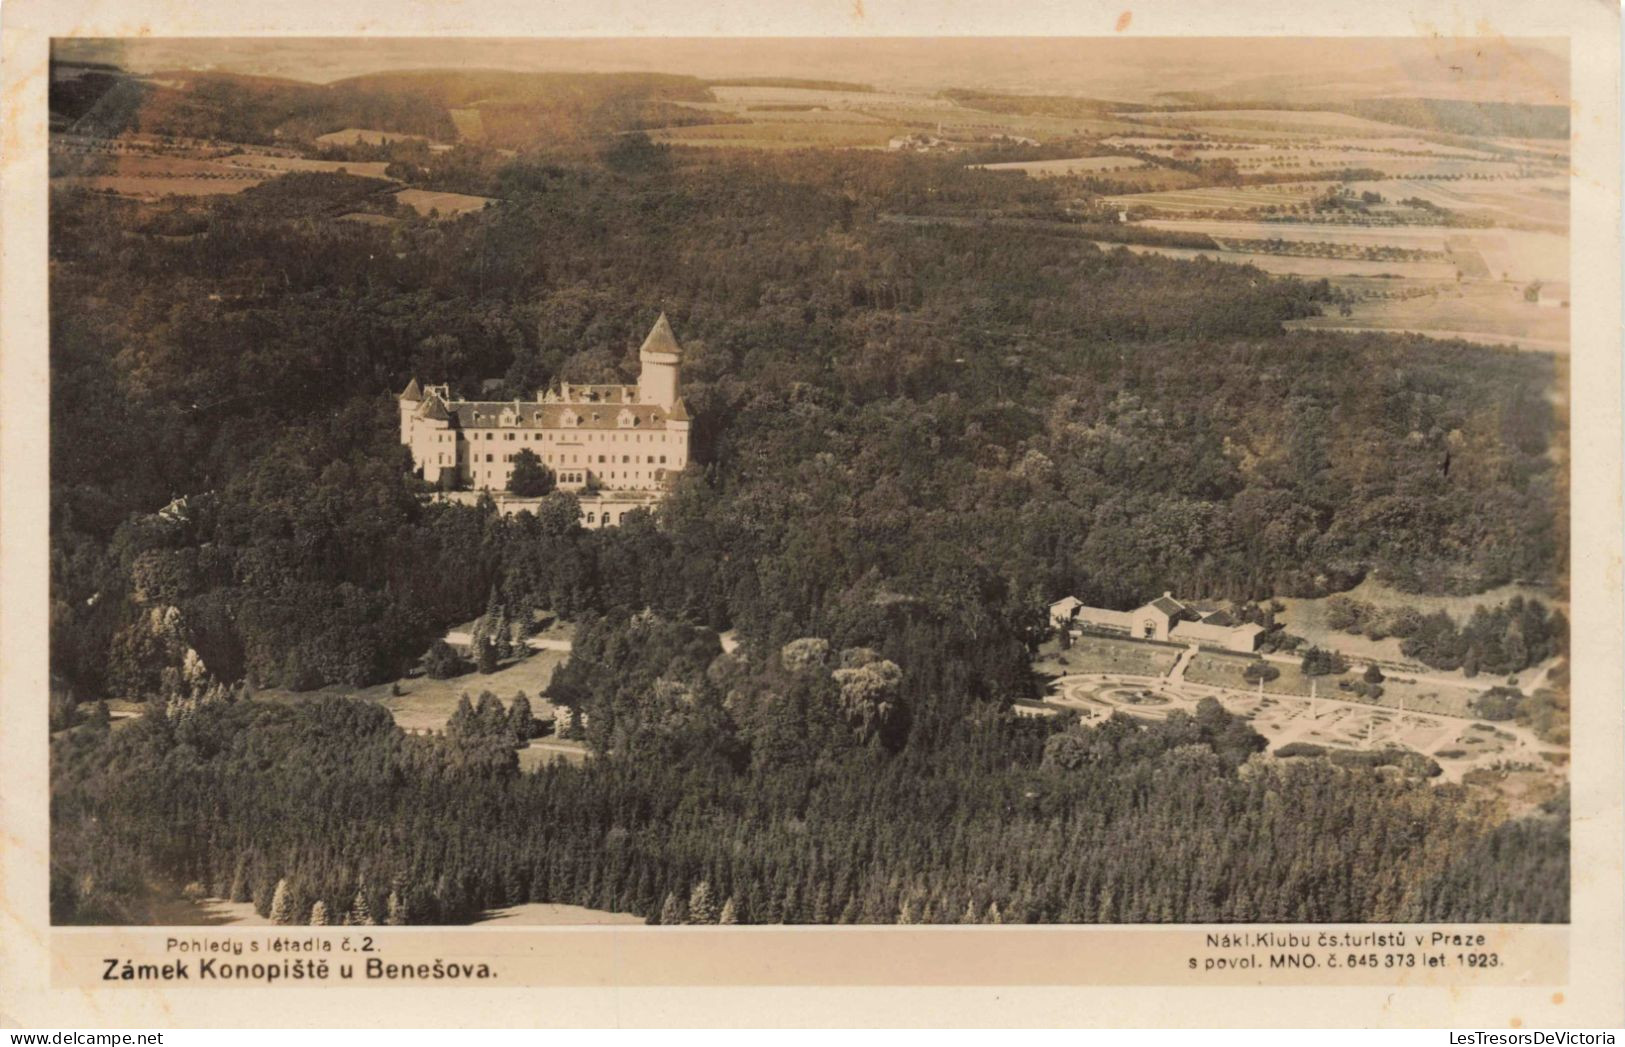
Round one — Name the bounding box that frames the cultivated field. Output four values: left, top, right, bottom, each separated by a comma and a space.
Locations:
1104, 182, 1340, 214
649, 120, 899, 149
394, 188, 496, 217
315, 127, 430, 146
1286, 282, 1569, 353
971, 156, 1147, 177
1342, 176, 1568, 231
1118, 109, 1420, 135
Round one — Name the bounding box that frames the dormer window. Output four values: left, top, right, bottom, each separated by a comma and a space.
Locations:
617, 408, 637, 428
560, 409, 579, 428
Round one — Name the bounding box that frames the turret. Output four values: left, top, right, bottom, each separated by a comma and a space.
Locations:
637, 313, 682, 409
398, 378, 423, 445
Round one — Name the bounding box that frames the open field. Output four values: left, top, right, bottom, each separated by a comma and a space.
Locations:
55, 153, 270, 197
971, 156, 1147, 176
474, 903, 643, 925
1119, 109, 1420, 135
257, 647, 570, 734
516, 739, 590, 771
394, 188, 496, 217
1035, 634, 1181, 679
1342, 176, 1568, 232
315, 127, 431, 146
650, 120, 900, 149
1184, 650, 1322, 697
53, 148, 397, 199
1143, 219, 1567, 283
448, 108, 485, 140
1093, 241, 1462, 281
221, 153, 394, 179
1104, 182, 1340, 214
708, 85, 945, 110
1287, 281, 1568, 352
1273, 577, 1566, 669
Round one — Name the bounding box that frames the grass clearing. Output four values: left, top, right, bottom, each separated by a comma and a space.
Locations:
1036, 634, 1181, 679
257, 647, 571, 734
1185, 651, 1324, 697
394, 188, 495, 217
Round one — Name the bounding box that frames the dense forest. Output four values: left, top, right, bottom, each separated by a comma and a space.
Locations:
48, 70, 1568, 924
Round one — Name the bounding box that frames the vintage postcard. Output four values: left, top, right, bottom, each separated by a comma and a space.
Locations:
1, 0, 1620, 1029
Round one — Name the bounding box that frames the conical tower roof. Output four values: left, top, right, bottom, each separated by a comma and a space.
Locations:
399, 378, 423, 402
639, 312, 683, 357
418, 394, 450, 422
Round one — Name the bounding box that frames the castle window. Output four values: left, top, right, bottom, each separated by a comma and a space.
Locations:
598, 455, 605, 464
622, 455, 630, 464
486, 454, 493, 463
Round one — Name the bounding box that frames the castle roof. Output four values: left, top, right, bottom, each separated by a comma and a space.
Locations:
418, 394, 450, 422
399, 378, 423, 402
445, 400, 674, 431
667, 397, 691, 422
639, 312, 683, 358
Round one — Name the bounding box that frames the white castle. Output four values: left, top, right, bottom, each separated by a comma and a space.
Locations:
398, 314, 692, 524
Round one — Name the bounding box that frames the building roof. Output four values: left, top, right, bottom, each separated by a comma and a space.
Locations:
444, 399, 673, 431
399, 378, 423, 402
668, 397, 691, 422
1169, 621, 1239, 645
639, 312, 683, 358
1200, 609, 1237, 627
1049, 596, 1083, 613
1147, 595, 1186, 617
418, 394, 450, 422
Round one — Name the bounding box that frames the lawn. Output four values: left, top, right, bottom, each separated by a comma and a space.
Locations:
1035, 634, 1181, 679
1185, 651, 1325, 697
257, 646, 572, 734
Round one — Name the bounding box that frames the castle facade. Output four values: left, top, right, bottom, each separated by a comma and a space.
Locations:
398, 314, 692, 523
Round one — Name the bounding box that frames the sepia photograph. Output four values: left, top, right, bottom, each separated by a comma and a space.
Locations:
39, 31, 1577, 929
2, 0, 1621, 1029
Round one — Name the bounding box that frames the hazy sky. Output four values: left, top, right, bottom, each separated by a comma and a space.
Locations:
53, 36, 1567, 106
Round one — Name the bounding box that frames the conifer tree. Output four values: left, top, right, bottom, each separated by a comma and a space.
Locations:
385, 889, 409, 926
476, 638, 500, 675
657, 891, 684, 926
718, 897, 739, 925
687, 880, 717, 924
507, 692, 538, 743
347, 887, 374, 926
309, 900, 330, 926
474, 691, 507, 737
268, 878, 294, 925
447, 694, 475, 738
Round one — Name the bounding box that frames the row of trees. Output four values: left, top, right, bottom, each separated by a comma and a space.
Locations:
50, 688, 1568, 926
1325, 594, 1566, 675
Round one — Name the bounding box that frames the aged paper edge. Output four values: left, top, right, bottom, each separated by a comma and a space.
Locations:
1, 0, 1619, 1028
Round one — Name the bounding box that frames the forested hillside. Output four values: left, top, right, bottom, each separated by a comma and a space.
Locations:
49, 112, 1567, 923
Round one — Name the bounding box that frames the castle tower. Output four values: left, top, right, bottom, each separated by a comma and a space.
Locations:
397, 378, 423, 444
637, 313, 682, 409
